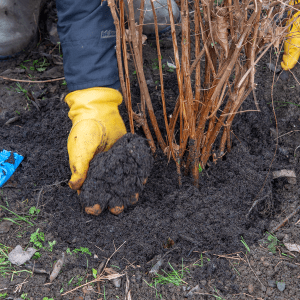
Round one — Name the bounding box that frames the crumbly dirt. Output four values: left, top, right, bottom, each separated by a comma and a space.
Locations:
81, 133, 153, 213
1, 2, 300, 300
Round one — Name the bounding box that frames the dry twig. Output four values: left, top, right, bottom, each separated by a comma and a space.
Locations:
62, 241, 126, 296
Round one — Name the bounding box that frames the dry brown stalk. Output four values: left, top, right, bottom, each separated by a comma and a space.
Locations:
127, 0, 166, 151
108, 0, 156, 150
0, 76, 65, 83
111, 0, 292, 185
108, 0, 134, 134
149, 0, 176, 162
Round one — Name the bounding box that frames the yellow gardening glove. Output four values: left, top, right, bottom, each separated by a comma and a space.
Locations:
281, 6, 300, 71
65, 87, 126, 191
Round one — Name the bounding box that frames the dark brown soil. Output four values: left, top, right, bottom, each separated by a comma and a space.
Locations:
1, 2, 300, 300
81, 133, 153, 211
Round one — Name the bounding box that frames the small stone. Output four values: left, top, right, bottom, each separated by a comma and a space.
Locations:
48, 22, 60, 44
277, 281, 286, 292
8, 245, 36, 266
185, 285, 200, 298
263, 261, 270, 267
200, 280, 207, 287
112, 277, 121, 288
135, 273, 142, 283
261, 285, 267, 292
266, 63, 281, 73
149, 258, 163, 276
268, 280, 276, 288
248, 283, 254, 293
0, 220, 13, 234
256, 271, 262, 276
278, 147, 289, 156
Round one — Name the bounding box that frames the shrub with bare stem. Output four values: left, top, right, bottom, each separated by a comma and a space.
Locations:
108, 0, 296, 186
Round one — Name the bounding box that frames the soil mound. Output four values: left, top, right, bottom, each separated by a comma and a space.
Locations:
0, 97, 275, 264
80, 133, 153, 212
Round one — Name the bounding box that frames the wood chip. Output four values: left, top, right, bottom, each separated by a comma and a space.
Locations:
273, 170, 296, 179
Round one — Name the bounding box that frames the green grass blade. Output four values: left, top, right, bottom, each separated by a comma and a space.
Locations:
0, 205, 33, 226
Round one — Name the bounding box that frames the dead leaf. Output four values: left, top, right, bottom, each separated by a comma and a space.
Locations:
104, 267, 122, 287
284, 243, 300, 253
82, 285, 94, 295
274, 26, 285, 50
125, 25, 147, 45
213, 7, 229, 58
164, 143, 180, 157
163, 238, 175, 249
50, 253, 65, 282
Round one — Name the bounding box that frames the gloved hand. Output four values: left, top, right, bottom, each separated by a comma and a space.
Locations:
65, 87, 126, 191
281, 5, 300, 71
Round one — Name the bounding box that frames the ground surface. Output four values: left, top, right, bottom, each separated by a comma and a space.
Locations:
1, 2, 300, 300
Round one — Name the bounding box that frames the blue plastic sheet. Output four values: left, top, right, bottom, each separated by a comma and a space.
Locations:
0, 150, 24, 187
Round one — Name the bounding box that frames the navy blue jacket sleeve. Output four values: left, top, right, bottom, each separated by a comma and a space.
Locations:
56, 0, 120, 92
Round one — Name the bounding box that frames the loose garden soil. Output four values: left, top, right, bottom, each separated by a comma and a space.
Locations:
1, 2, 300, 300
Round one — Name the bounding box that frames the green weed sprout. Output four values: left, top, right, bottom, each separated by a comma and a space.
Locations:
0, 243, 32, 278
0, 205, 33, 226
29, 206, 40, 215
30, 228, 44, 248
213, 286, 225, 300
46, 240, 57, 252
265, 232, 281, 254
240, 236, 250, 253
43, 298, 54, 300
193, 253, 204, 267
147, 261, 188, 298
15, 83, 30, 101
198, 164, 203, 173
92, 268, 97, 279
0, 293, 7, 299
36, 58, 50, 72
73, 247, 91, 256
21, 293, 29, 300
30, 228, 45, 258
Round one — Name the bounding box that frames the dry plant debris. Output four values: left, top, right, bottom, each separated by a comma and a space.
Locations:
61, 242, 126, 296
107, 0, 297, 186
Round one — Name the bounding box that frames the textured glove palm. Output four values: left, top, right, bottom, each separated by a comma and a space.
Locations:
65, 87, 126, 191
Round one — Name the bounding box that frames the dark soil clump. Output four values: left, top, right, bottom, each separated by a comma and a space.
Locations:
81, 133, 153, 211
